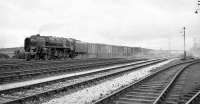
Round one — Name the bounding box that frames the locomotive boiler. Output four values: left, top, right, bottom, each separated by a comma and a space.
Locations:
24, 34, 87, 60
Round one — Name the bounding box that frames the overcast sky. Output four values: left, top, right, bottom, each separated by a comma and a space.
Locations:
0, 0, 200, 50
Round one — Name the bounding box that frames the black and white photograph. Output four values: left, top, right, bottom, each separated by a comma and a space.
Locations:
0, 0, 200, 104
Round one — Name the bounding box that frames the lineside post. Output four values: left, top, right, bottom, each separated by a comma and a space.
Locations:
183, 27, 186, 59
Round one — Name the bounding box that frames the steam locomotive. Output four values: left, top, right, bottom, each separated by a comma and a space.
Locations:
24, 34, 87, 60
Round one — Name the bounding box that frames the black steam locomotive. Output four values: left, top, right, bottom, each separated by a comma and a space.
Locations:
24, 34, 87, 60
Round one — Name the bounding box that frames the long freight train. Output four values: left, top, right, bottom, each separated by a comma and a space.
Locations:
24, 34, 153, 60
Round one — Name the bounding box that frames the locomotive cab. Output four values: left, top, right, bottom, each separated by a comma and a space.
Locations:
24, 38, 31, 52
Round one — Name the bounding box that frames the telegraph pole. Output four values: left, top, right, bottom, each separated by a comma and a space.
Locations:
183, 27, 186, 59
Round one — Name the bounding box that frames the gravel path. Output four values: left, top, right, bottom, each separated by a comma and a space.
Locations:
43, 59, 174, 104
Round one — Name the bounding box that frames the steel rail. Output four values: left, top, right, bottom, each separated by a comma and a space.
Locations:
0, 58, 108, 65
0, 59, 156, 84
0, 58, 124, 71
0, 59, 138, 75
0, 59, 165, 104
185, 90, 200, 104
93, 59, 199, 104
153, 61, 200, 104
0, 59, 164, 92
0, 58, 124, 66
0, 58, 123, 73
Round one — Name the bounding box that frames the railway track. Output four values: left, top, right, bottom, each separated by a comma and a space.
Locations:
159, 61, 200, 104
94, 59, 199, 104
0, 58, 142, 84
184, 89, 200, 104
0, 58, 121, 66
152, 61, 200, 104
0, 58, 165, 104
0, 58, 126, 72
0, 59, 24, 64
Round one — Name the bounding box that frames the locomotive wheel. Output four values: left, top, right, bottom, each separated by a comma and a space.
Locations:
25, 53, 31, 61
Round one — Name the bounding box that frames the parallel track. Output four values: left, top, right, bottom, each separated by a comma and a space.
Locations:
0, 58, 125, 72
0, 58, 142, 84
94, 59, 199, 104
153, 61, 200, 104
0, 59, 165, 104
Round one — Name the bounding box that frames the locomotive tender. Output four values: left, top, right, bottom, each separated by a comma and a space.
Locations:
24, 34, 87, 60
